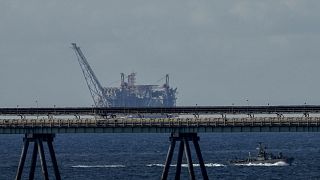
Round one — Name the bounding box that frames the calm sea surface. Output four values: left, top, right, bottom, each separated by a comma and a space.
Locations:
0, 133, 319, 179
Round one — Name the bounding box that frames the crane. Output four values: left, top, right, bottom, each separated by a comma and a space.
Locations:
71, 43, 110, 107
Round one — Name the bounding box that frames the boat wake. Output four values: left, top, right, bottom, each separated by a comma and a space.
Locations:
71, 162, 288, 168
234, 161, 289, 166
147, 163, 225, 167
72, 165, 126, 168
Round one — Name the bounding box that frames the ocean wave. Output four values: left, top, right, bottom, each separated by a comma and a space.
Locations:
234, 161, 288, 166
146, 164, 165, 167
147, 163, 225, 167
198, 163, 226, 167
72, 165, 126, 168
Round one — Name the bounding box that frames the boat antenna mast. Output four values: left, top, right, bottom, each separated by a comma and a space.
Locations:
71, 43, 110, 107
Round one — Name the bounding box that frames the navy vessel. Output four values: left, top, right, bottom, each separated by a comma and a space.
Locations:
230, 143, 294, 165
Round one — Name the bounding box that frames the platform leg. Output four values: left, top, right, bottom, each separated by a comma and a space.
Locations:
48, 140, 61, 180
29, 142, 38, 180
184, 139, 195, 180
161, 139, 176, 180
162, 133, 208, 180
175, 140, 184, 180
15, 140, 29, 180
193, 139, 208, 180
37, 139, 49, 180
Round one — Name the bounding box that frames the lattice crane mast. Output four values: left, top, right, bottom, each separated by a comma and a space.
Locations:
71, 43, 110, 107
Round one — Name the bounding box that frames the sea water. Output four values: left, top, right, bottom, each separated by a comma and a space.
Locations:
0, 133, 319, 179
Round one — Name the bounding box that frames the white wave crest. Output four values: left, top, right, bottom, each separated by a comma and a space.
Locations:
147, 163, 225, 167
147, 164, 165, 167
72, 165, 126, 168
203, 163, 226, 167
234, 161, 288, 166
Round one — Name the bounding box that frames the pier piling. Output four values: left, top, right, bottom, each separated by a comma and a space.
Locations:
15, 134, 61, 180
161, 133, 208, 180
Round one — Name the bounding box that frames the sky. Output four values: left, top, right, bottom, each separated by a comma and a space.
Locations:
1, 0, 320, 107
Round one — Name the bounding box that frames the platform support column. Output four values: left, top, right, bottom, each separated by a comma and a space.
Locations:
38, 139, 49, 180
193, 138, 208, 180
161, 140, 176, 180
48, 140, 61, 180
15, 140, 29, 180
161, 133, 208, 180
15, 134, 61, 180
184, 139, 196, 180
175, 140, 184, 180
29, 142, 38, 180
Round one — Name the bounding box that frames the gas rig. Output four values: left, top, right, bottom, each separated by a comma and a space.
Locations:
71, 43, 177, 107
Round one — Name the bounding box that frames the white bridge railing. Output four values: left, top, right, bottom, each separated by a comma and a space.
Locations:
1, 117, 320, 128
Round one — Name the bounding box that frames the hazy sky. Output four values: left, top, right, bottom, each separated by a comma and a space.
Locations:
1, 0, 320, 107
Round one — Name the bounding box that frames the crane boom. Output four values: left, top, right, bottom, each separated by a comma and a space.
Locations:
71, 43, 110, 107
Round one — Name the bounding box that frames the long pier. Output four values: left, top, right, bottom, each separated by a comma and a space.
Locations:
1, 105, 320, 116
1, 117, 320, 134
1, 106, 320, 180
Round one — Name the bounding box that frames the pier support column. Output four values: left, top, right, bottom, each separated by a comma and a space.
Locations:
161, 133, 209, 180
15, 134, 61, 180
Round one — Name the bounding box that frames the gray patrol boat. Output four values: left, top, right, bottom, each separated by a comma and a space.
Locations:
230, 143, 294, 165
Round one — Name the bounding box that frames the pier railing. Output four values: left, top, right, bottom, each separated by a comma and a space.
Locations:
1, 117, 320, 128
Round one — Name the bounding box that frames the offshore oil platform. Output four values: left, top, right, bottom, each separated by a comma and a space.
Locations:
71, 43, 177, 107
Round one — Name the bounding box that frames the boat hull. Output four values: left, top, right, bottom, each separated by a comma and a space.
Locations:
230, 158, 294, 166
